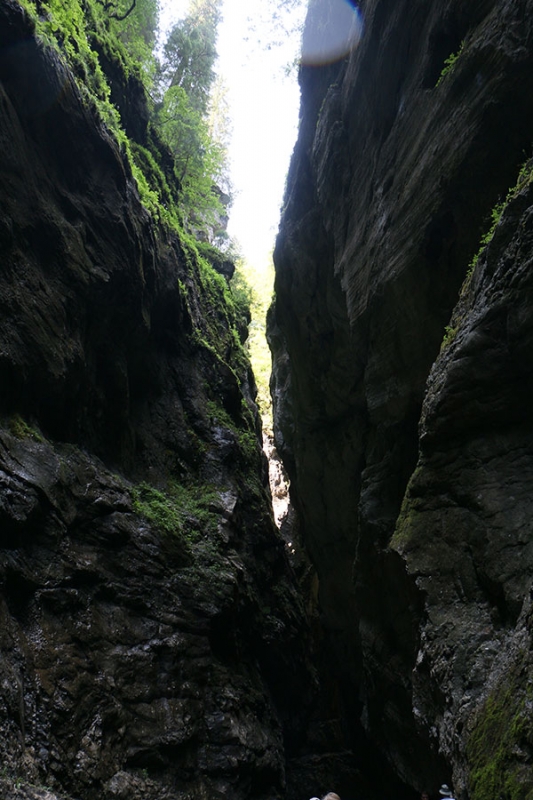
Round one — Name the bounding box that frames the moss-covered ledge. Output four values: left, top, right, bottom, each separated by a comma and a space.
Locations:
466, 654, 533, 800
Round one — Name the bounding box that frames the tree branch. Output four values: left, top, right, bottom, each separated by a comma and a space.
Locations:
96, 0, 137, 21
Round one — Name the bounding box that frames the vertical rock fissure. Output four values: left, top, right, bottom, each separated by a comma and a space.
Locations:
270, 0, 533, 796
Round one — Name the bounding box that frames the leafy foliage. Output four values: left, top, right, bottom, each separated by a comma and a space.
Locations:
18, 0, 169, 214
436, 40, 465, 87
19, 0, 229, 238
106, 0, 159, 74
439, 155, 533, 352
155, 0, 229, 235
158, 0, 222, 114
17, 0, 278, 449
233, 258, 275, 432
460, 156, 533, 292
157, 84, 226, 230
96, 0, 137, 22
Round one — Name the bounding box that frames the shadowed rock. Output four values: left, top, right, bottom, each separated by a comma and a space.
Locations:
270, 0, 533, 795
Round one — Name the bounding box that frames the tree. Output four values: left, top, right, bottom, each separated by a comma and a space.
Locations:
207, 74, 231, 147
155, 0, 230, 237
159, 0, 222, 114
101, 0, 159, 76
96, 0, 137, 22
158, 84, 226, 231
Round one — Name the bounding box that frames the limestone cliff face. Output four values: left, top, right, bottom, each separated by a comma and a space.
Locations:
270, 0, 533, 796
0, 4, 315, 799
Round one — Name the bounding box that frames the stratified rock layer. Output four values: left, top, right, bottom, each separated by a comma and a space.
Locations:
393, 171, 533, 798
270, 0, 533, 796
0, 3, 315, 799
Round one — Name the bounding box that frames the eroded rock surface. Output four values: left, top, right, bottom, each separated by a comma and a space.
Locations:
270, 0, 533, 796
0, 3, 315, 799
0, 431, 313, 800
393, 173, 533, 797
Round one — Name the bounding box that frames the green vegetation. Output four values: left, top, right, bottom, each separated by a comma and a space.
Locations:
16, 0, 277, 435
18, 0, 229, 238
157, 0, 221, 115
465, 157, 533, 283
390, 466, 424, 551
157, 84, 226, 230
131, 478, 244, 582
436, 40, 465, 87
440, 323, 458, 350
390, 507, 414, 550
155, 0, 230, 235
8, 414, 44, 442
132, 480, 220, 542
186, 247, 251, 382
14, 0, 273, 517
233, 258, 275, 433
207, 399, 257, 454
463, 200, 505, 283
13, 0, 261, 539
103, 0, 159, 74
440, 155, 533, 351
467, 681, 533, 800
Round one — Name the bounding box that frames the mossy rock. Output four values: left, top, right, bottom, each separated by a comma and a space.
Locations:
466, 677, 533, 800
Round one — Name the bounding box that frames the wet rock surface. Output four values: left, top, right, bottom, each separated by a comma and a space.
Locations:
0, 3, 316, 799
270, 0, 533, 796
393, 174, 533, 797
0, 431, 311, 800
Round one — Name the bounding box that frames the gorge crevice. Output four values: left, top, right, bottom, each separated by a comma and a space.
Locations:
270, 0, 533, 797
0, 3, 318, 798
3, 0, 533, 798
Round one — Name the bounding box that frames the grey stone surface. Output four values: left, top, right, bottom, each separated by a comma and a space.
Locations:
0, 3, 316, 798
270, 0, 533, 795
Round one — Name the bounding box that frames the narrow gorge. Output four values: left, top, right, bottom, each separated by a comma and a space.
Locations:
1, 0, 533, 799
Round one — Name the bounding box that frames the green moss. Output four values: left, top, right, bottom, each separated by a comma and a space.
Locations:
129, 140, 182, 222
207, 398, 259, 455
131, 480, 237, 582
18, 0, 254, 374
14, 0, 259, 488
17, 0, 185, 231
390, 508, 414, 549
19, 0, 114, 107
181, 246, 252, 385
206, 399, 240, 434
467, 681, 533, 800
131, 480, 219, 543
8, 414, 44, 442
390, 466, 424, 550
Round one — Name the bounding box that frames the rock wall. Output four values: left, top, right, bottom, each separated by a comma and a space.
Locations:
0, 3, 317, 799
269, 0, 533, 796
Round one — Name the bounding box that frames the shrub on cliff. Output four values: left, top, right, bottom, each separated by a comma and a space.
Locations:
18, 0, 228, 241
